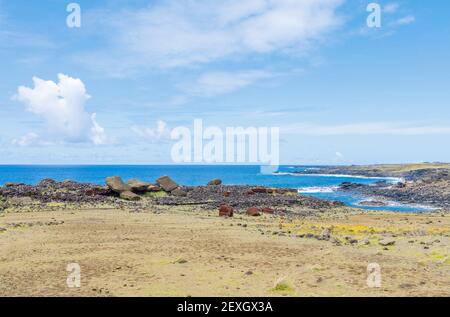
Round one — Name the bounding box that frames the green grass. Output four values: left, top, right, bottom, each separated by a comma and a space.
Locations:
144, 191, 168, 197
271, 281, 295, 294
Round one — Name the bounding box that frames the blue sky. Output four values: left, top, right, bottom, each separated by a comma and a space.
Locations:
0, 0, 449, 164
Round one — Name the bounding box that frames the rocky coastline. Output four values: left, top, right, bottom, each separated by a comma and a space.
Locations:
293, 164, 450, 210
2, 163, 450, 215
0, 176, 343, 216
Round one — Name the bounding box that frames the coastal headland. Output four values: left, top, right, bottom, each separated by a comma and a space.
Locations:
0, 163, 449, 296
294, 163, 450, 209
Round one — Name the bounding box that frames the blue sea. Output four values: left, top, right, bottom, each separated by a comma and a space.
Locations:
0, 165, 431, 212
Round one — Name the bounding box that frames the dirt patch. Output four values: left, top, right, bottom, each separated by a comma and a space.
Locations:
0, 207, 449, 296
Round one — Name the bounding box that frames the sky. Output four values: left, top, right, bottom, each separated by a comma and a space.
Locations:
0, 0, 449, 165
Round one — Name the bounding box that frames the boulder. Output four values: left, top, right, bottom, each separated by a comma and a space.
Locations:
106, 176, 131, 193
85, 186, 112, 196
262, 207, 274, 214
172, 188, 188, 197
120, 191, 141, 201
156, 176, 178, 192
246, 207, 261, 217
223, 191, 231, 197
147, 185, 162, 192
339, 182, 365, 190
379, 239, 396, 246
251, 187, 268, 194
62, 179, 77, 185
5, 182, 24, 187
208, 179, 222, 186
219, 204, 233, 217
38, 179, 57, 187
127, 179, 151, 192
358, 201, 387, 207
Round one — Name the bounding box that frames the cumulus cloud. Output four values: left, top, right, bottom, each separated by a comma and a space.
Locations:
11, 132, 40, 146
80, 0, 344, 74
15, 74, 109, 145
132, 120, 169, 142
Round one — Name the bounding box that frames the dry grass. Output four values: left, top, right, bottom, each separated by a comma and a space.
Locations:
0, 207, 449, 297
345, 163, 450, 174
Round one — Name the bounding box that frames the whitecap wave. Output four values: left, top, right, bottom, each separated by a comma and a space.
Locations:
382, 201, 436, 211
357, 198, 436, 211
298, 186, 338, 193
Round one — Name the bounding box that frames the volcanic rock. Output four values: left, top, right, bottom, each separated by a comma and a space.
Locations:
127, 179, 151, 192
39, 179, 57, 187
172, 188, 188, 197
5, 182, 24, 187
120, 191, 141, 201
219, 204, 233, 217
359, 201, 387, 207
262, 207, 274, 214
208, 179, 222, 186
379, 239, 396, 246
156, 176, 178, 192
340, 182, 365, 190
251, 187, 268, 194
246, 207, 261, 216
147, 185, 162, 192
106, 176, 131, 193
85, 186, 112, 196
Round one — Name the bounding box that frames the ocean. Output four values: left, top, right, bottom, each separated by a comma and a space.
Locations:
0, 165, 430, 212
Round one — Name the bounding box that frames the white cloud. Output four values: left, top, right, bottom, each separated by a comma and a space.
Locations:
283, 122, 450, 136
181, 70, 273, 97
11, 132, 40, 146
15, 74, 110, 145
81, 0, 344, 74
383, 3, 399, 14
132, 120, 169, 141
393, 15, 415, 26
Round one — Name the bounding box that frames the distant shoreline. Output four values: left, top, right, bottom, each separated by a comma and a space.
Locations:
1, 163, 449, 211
292, 163, 450, 210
